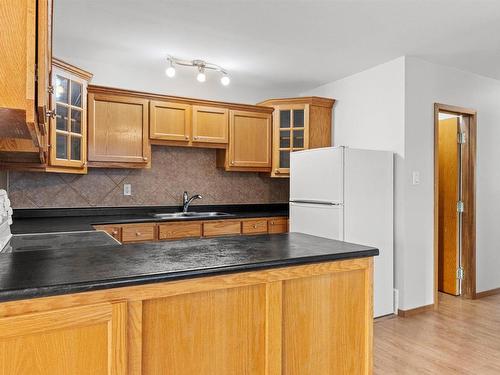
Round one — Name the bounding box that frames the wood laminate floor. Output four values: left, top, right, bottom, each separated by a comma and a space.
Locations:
375, 293, 500, 374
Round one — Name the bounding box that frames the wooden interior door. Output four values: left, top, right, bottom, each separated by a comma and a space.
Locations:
192, 106, 228, 144
0, 302, 126, 375
229, 110, 271, 168
149, 100, 191, 141
88, 93, 150, 165
438, 117, 460, 295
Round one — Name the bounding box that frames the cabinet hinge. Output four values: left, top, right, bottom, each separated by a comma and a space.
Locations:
47, 85, 54, 94
457, 201, 464, 213
458, 132, 466, 144
457, 267, 465, 280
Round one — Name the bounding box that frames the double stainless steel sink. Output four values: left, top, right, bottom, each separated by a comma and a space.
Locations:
151, 212, 234, 220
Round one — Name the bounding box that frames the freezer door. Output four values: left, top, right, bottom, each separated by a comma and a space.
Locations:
290, 147, 344, 204
289, 202, 344, 240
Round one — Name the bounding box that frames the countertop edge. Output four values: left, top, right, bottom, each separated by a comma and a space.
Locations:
0, 249, 378, 303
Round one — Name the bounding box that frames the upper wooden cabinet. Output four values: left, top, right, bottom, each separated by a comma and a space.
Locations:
0, 0, 52, 164
258, 97, 335, 178
149, 102, 228, 147
48, 59, 92, 173
150, 101, 191, 142
192, 105, 228, 144
217, 110, 272, 172
88, 87, 151, 168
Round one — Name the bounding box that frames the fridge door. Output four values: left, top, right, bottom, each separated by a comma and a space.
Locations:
289, 202, 344, 240
290, 147, 344, 204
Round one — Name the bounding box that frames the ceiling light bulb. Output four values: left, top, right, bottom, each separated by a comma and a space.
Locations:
197, 70, 206, 82
165, 66, 176, 78
220, 75, 230, 86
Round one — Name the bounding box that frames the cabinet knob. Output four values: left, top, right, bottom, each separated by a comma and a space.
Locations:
230, 161, 235, 165
143, 156, 148, 161
46, 110, 56, 119
253, 224, 257, 229
270, 221, 275, 225
136, 232, 141, 236
112, 230, 118, 235
185, 136, 189, 140
194, 136, 199, 140
275, 169, 280, 174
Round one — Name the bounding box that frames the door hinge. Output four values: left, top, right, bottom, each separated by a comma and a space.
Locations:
458, 132, 466, 144
457, 200, 464, 213
457, 267, 465, 280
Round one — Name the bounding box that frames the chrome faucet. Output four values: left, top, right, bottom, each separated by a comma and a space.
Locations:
182, 191, 202, 213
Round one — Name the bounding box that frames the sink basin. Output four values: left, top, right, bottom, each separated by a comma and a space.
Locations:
151, 212, 234, 219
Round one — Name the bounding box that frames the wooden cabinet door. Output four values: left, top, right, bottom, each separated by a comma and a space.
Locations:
282, 268, 371, 374
150, 100, 191, 142
192, 106, 228, 144
36, 0, 52, 138
88, 93, 150, 165
229, 110, 271, 168
142, 284, 268, 374
0, 302, 127, 375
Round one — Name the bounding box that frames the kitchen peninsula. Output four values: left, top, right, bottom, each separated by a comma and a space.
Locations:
0, 232, 377, 374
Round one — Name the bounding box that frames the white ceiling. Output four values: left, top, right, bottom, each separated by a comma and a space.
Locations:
54, 0, 500, 103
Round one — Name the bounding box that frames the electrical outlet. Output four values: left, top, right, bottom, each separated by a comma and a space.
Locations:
123, 184, 132, 196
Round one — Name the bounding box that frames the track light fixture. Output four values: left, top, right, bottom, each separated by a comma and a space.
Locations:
166, 56, 230, 86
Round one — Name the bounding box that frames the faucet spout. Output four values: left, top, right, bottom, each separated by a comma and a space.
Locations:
182, 191, 203, 213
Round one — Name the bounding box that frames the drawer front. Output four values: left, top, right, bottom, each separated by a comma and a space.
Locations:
122, 224, 156, 243
242, 219, 268, 234
268, 218, 288, 234
93, 225, 122, 242
203, 220, 241, 237
159, 222, 202, 240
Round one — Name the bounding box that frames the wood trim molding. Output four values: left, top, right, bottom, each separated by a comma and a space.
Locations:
87, 85, 274, 114
397, 304, 434, 318
257, 96, 335, 108
475, 287, 500, 299
435, 103, 477, 116
52, 58, 93, 81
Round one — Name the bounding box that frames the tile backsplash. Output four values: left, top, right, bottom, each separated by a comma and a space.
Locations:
8, 146, 289, 209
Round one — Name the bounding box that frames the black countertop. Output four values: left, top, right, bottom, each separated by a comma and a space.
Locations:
0, 233, 378, 302
11, 204, 288, 234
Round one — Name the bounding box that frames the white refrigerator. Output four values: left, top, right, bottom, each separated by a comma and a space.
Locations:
290, 146, 394, 317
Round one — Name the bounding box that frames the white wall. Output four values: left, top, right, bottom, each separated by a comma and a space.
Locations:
405, 57, 500, 301
52, 55, 295, 105
302, 57, 406, 311
303, 55, 500, 311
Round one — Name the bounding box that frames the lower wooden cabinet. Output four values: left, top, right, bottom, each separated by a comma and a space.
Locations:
158, 222, 202, 240
0, 302, 126, 375
203, 220, 241, 237
0, 258, 373, 375
94, 217, 288, 243
121, 223, 156, 243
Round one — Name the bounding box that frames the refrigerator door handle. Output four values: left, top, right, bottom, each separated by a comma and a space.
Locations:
290, 200, 343, 206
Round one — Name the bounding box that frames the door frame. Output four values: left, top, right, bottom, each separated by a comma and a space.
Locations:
434, 103, 477, 304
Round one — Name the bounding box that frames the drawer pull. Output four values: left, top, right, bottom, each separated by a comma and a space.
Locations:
253, 224, 257, 229
112, 230, 118, 235
270, 221, 275, 225
136, 232, 141, 236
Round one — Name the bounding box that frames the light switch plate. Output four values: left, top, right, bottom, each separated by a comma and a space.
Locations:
412, 171, 420, 185
123, 184, 132, 196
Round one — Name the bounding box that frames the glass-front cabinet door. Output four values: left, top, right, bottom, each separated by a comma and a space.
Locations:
272, 104, 309, 177
50, 64, 88, 170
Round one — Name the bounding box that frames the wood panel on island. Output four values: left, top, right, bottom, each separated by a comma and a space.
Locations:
94, 216, 289, 243
0, 257, 373, 374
